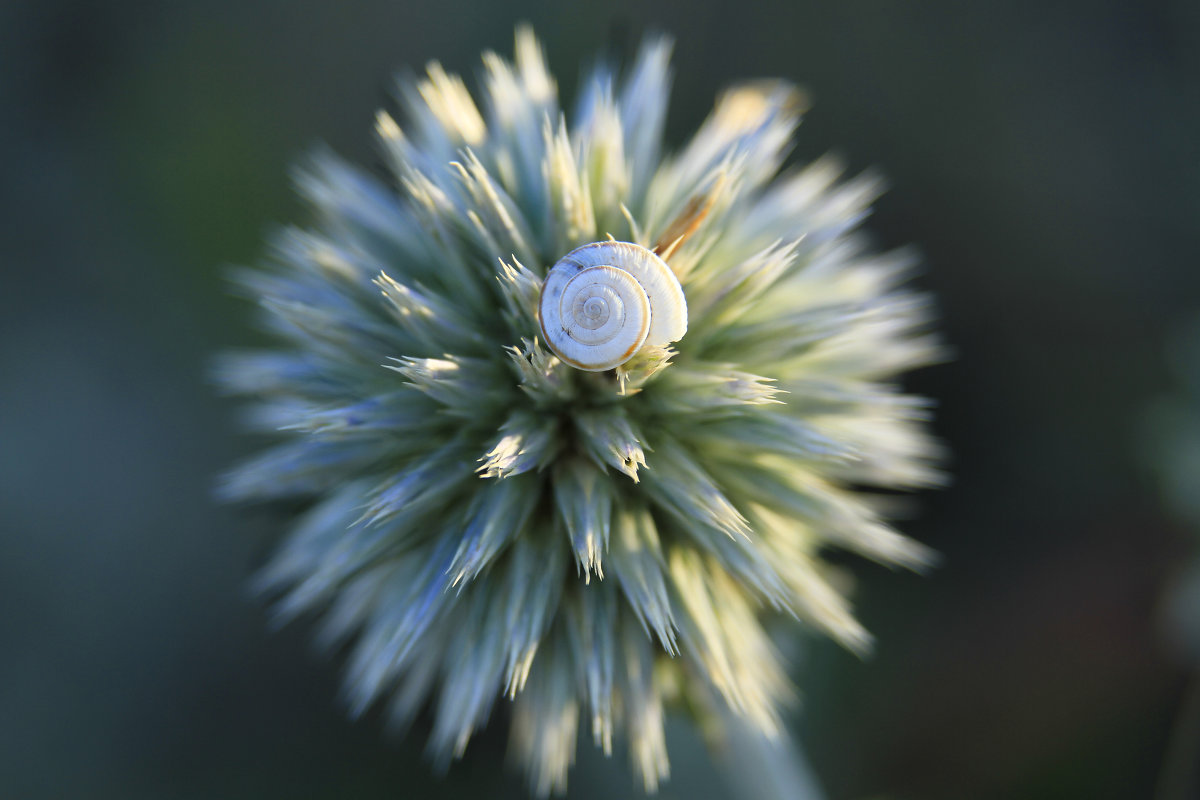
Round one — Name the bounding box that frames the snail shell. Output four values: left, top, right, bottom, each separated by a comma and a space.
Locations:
538, 242, 687, 371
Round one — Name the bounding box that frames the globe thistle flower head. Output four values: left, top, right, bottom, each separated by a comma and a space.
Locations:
218, 27, 943, 795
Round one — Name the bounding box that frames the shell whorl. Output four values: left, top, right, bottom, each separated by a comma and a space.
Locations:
538, 242, 688, 371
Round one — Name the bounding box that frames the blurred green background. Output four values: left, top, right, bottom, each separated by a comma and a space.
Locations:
2, 1, 1197, 798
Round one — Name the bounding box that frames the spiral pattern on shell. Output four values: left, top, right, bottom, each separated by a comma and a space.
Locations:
538, 242, 688, 371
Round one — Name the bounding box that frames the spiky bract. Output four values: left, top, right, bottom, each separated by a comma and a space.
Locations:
218, 28, 943, 795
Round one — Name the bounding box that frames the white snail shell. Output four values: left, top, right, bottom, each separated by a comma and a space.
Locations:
538, 242, 687, 371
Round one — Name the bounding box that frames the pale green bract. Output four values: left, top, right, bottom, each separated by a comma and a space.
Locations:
1146, 319, 1200, 662
217, 27, 944, 795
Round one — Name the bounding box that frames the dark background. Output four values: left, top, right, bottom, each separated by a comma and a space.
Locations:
3, 1, 1197, 798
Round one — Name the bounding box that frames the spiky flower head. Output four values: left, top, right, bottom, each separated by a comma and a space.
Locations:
218, 28, 943, 795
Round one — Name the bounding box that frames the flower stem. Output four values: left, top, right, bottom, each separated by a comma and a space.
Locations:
1157, 670, 1200, 800
718, 714, 827, 800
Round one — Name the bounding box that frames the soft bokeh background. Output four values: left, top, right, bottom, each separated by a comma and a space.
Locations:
3, 1, 1197, 798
